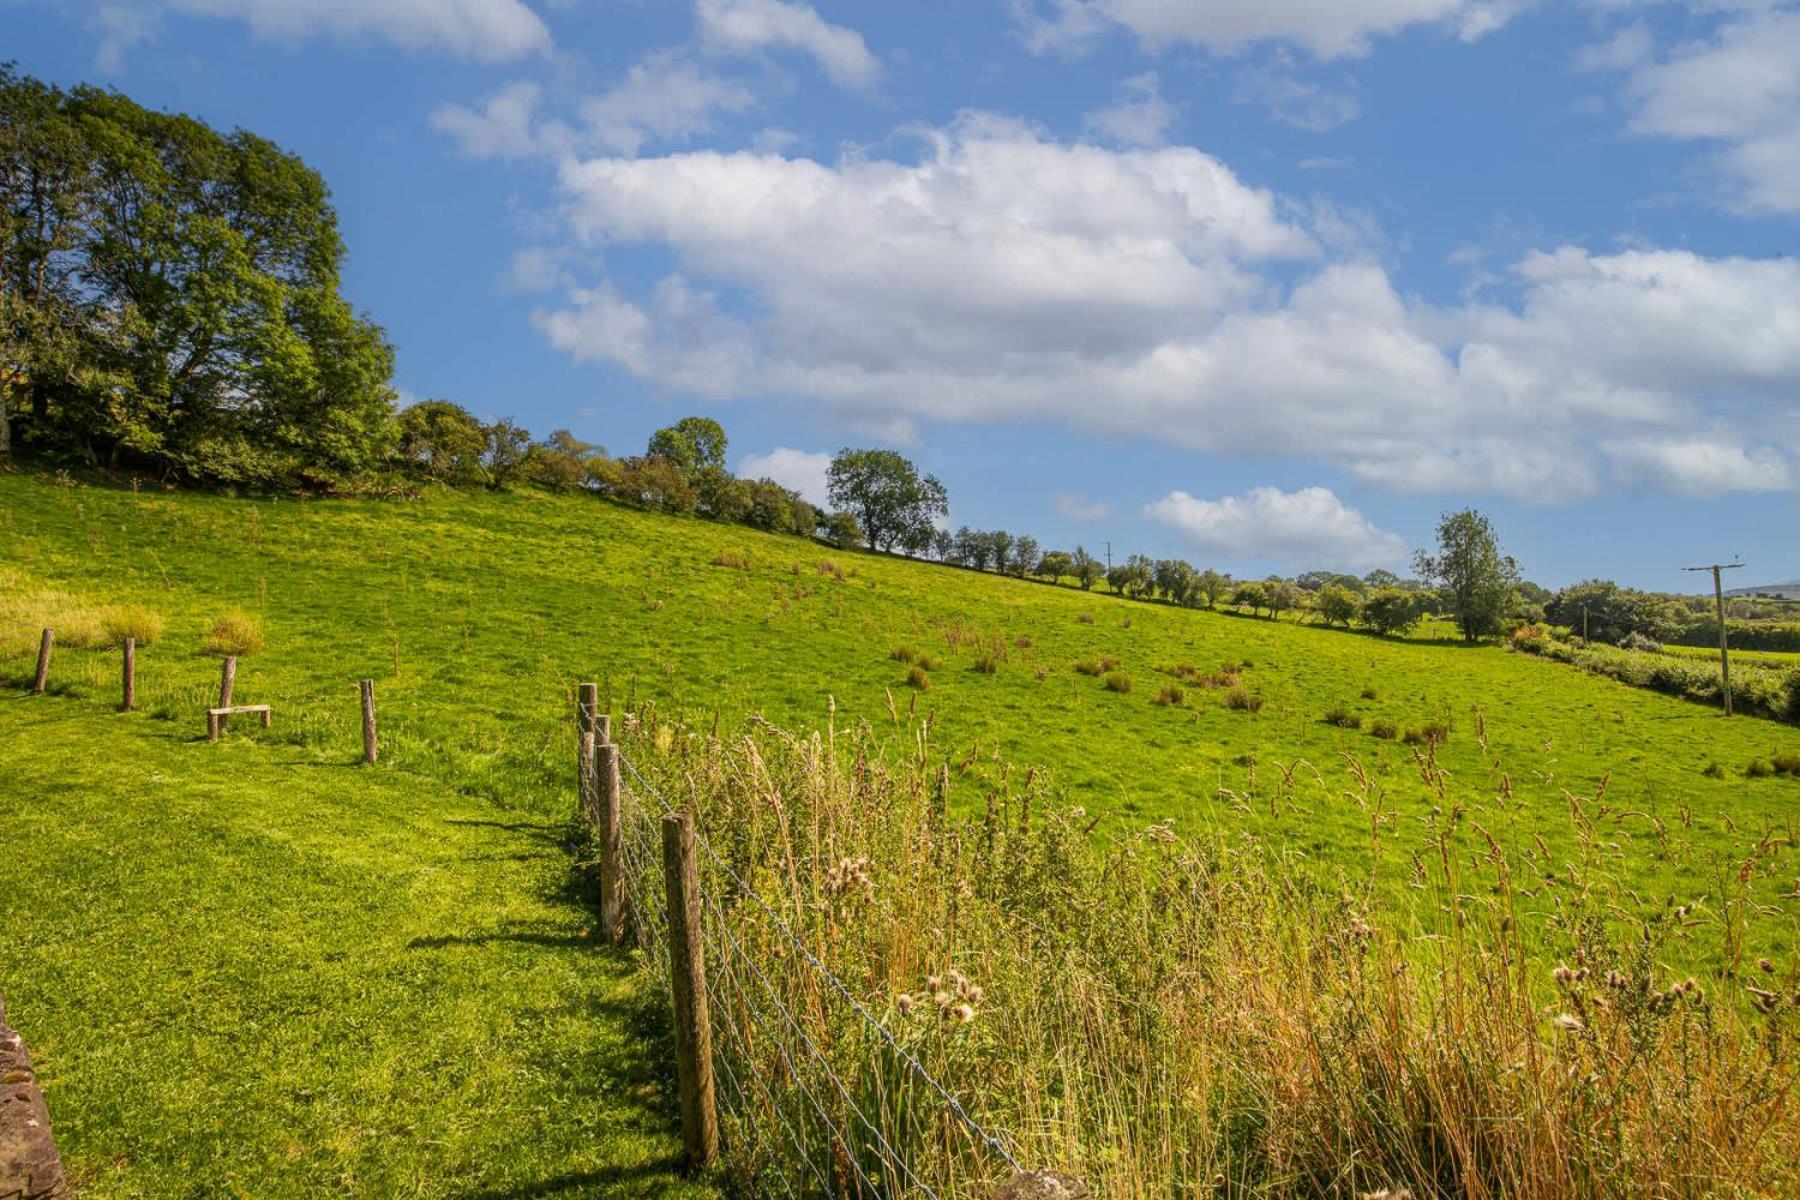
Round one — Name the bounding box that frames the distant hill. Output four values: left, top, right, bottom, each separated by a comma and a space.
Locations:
1727, 581, 1800, 599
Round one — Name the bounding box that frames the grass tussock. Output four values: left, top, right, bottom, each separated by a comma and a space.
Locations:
1224, 684, 1264, 712
972, 652, 1001, 675
904, 664, 931, 692
890, 644, 917, 664
617, 709, 1800, 1200
1102, 671, 1132, 694
1152, 682, 1185, 707
1324, 703, 1363, 730
101, 604, 165, 648
1403, 721, 1450, 747
1369, 717, 1399, 739
204, 611, 265, 657
709, 550, 750, 570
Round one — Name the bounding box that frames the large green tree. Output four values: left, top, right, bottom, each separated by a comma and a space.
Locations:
825, 448, 948, 554
1415, 509, 1519, 641
0, 67, 395, 484
647, 417, 727, 477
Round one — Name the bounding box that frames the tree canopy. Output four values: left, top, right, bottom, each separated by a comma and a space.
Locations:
1415, 509, 1519, 641
825, 448, 948, 554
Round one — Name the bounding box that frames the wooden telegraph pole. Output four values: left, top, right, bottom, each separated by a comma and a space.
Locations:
1684, 561, 1744, 716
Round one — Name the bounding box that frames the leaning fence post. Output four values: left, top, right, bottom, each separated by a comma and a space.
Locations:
120, 637, 136, 713
31, 629, 52, 694
360, 679, 378, 764
989, 1171, 1090, 1199
217, 655, 237, 732
661, 811, 718, 1167
598, 742, 626, 944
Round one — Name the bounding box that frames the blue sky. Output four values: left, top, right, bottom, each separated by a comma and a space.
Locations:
10, 0, 1798, 588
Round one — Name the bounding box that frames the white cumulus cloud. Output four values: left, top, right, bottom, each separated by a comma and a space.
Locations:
1604, 437, 1792, 495
164, 0, 550, 60
1145, 486, 1408, 570
526, 115, 1800, 502
738, 447, 833, 506
697, 0, 878, 89
1083, 72, 1177, 146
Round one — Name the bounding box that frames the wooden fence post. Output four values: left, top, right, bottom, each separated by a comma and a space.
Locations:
661, 812, 718, 1168
360, 679, 378, 765
216, 656, 237, 732
121, 637, 136, 712
578, 682, 599, 742
579, 730, 598, 827
31, 629, 52, 694
597, 742, 625, 944
989, 1171, 1089, 1199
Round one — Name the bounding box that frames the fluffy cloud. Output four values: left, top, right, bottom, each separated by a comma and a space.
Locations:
696, 0, 878, 89
1613, 7, 1800, 212
529, 116, 1800, 501
434, 55, 755, 159
1013, 0, 1527, 59
1604, 437, 1793, 495
1145, 486, 1408, 569
1083, 72, 1177, 145
165, 0, 550, 60
738, 447, 833, 505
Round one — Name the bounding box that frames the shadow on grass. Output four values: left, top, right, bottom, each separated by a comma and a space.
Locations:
450, 1157, 688, 1200
407, 927, 597, 951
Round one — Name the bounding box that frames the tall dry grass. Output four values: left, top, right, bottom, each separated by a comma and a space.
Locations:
611, 706, 1800, 1199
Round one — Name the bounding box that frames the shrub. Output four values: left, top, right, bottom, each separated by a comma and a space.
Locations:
1224, 685, 1264, 712
1618, 630, 1664, 653
101, 604, 164, 648
890, 645, 916, 664
204, 611, 265, 657
904, 665, 931, 692
710, 550, 750, 570
1153, 683, 1185, 707
1403, 722, 1450, 747
1102, 672, 1132, 694
1323, 704, 1362, 730
1509, 623, 1552, 654
1369, 718, 1398, 739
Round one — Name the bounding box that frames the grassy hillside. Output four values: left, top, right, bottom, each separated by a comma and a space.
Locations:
4, 472, 1800, 1195
4, 474, 1797, 870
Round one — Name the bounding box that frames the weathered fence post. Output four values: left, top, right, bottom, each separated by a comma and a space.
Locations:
578, 682, 599, 743
661, 812, 718, 1168
120, 637, 136, 712
30, 629, 52, 694
578, 729, 598, 827
360, 679, 378, 765
217, 655, 237, 731
597, 741, 626, 944
0, 996, 68, 1199
989, 1172, 1089, 1199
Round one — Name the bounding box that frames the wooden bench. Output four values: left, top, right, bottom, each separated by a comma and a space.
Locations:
207, 704, 271, 741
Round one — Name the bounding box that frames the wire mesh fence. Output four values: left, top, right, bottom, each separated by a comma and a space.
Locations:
601, 728, 1023, 1199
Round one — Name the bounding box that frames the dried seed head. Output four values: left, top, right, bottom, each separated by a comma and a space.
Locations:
1553, 1013, 1585, 1032
897, 994, 915, 1016
1553, 965, 1575, 986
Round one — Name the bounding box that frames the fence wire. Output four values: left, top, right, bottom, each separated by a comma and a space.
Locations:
587, 739, 1021, 1199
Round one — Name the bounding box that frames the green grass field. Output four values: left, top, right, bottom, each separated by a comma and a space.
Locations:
4, 472, 1800, 1194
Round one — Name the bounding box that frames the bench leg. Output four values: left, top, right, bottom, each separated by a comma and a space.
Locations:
260, 708, 271, 729
208, 713, 219, 742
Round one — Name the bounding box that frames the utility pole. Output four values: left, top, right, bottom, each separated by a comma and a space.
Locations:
1581, 605, 1588, 646
1104, 541, 1112, 573
1684, 561, 1745, 716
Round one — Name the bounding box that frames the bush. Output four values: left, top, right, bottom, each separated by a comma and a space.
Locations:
1102, 672, 1132, 694
204, 611, 265, 657
1508, 623, 1552, 655
1369, 718, 1398, 739
1618, 631, 1663, 653
1323, 704, 1362, 730
1152, 683, 1185, 707
1224, 685, 1264, 712
904, 665, 931, 692
101, 604, 164, 648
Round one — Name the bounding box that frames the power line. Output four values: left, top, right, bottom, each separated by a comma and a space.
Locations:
1683, 561, 1745, 717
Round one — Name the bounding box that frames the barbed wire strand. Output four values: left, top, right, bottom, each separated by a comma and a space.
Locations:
618, 749, 1022, 1173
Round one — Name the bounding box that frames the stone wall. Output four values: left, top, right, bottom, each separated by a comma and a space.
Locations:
0, 996, 67, 1199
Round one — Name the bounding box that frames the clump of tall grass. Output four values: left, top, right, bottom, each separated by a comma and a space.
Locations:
1223, 684, 1264, 712
101, 604, 165, 647
904, 665, 931, 692
1369, 717, 1398, 739
891, 644, 917, 664
972, 652, 1001, 675
204, 610, 265, 657
710, 550, 750, 570
1402, 721, 1450, 746
1101, 671, 1132, 694
1323, 703, 1362, 729
1152, 683, 1184, 707
612, 709, 1800, 1199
